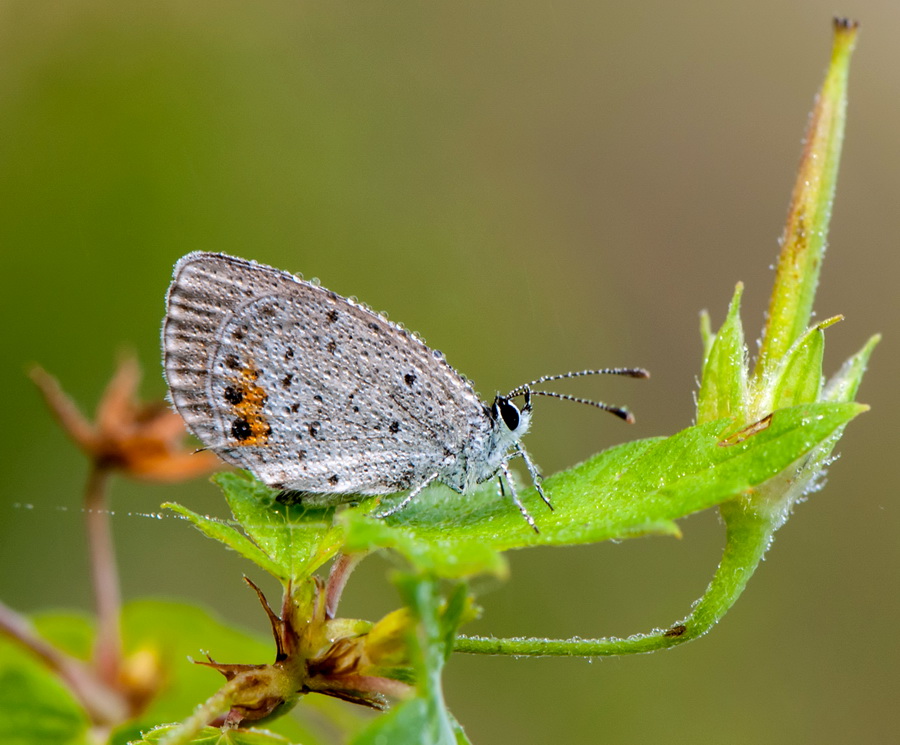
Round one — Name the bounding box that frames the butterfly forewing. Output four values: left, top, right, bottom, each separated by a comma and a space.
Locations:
163, 252, 484, 495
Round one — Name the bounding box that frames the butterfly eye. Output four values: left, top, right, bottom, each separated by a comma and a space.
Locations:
498, 398, 520, 431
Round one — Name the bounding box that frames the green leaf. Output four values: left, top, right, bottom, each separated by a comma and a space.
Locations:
823, 333, 880, 404
338, 438, 662, 579
0, 637, 90, 745
167, 471, 346, 582
762, 315, 843, 413
340, 402, 863, 576
697, 283, 748, 423
351, 699, 432, 745
214, 473, 345, 579
455, 400, 867, 658
164, 501, 283, 580
768, 324, 826, 409
29, 612, 94, 661
340, 507, 509, 578
194, 402, 862, 583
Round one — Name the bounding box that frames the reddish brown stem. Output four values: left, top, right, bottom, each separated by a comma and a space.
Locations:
85, 465, 122, 684
325, 553, 365, 619
0, 599, 127, 723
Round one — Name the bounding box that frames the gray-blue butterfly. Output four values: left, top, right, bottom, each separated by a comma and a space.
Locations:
162, 252, 647, 531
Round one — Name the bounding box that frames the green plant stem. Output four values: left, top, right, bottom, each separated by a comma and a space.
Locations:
454, 500, 773, 656
85, 465, 122, 685
753, 18, 858, 381
159, 679, 239, 745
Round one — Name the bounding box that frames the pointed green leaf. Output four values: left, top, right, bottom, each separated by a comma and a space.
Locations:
168, 472, 347, 583
215, 472, 346, 580
339, 402, 864, 576
768, 320, 835, 409
697, 283, 748, 423
350, 699, 432, 745
823, 333, 880, 404
164, 501, 283, 580
174, 401, 863, 584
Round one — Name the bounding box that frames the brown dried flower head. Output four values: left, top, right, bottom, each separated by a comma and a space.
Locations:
31, 354, 220, 481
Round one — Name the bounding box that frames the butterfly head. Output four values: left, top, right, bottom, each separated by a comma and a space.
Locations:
489, 388, 533, 438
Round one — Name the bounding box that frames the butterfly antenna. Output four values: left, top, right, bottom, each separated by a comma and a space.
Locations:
505, 367, 648, 399
525, 389, 636, 423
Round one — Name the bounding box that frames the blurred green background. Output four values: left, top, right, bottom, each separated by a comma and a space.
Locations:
1, 1, 896, 743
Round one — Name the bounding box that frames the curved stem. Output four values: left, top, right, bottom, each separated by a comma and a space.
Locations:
325, 552, 366, 619
454, 502, 773, 656
0, 599, 128, 723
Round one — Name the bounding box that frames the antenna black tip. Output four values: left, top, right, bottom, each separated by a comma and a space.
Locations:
612, 407, 635, 423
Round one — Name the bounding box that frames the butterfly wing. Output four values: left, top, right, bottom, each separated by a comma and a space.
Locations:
163, 252, 486, 495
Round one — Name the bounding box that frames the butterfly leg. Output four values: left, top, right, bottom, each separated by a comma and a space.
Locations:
512, 445, 552, 511
373, 471, 440, 519
500, 461, 539, 534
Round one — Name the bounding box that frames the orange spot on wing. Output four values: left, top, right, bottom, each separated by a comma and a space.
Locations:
228, 363, 271, 446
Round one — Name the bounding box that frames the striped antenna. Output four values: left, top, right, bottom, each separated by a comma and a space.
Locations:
505, 367, 649, 424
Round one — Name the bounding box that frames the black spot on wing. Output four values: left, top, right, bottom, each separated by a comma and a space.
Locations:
223, 386, 243, 405
231, 417, 252, 441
